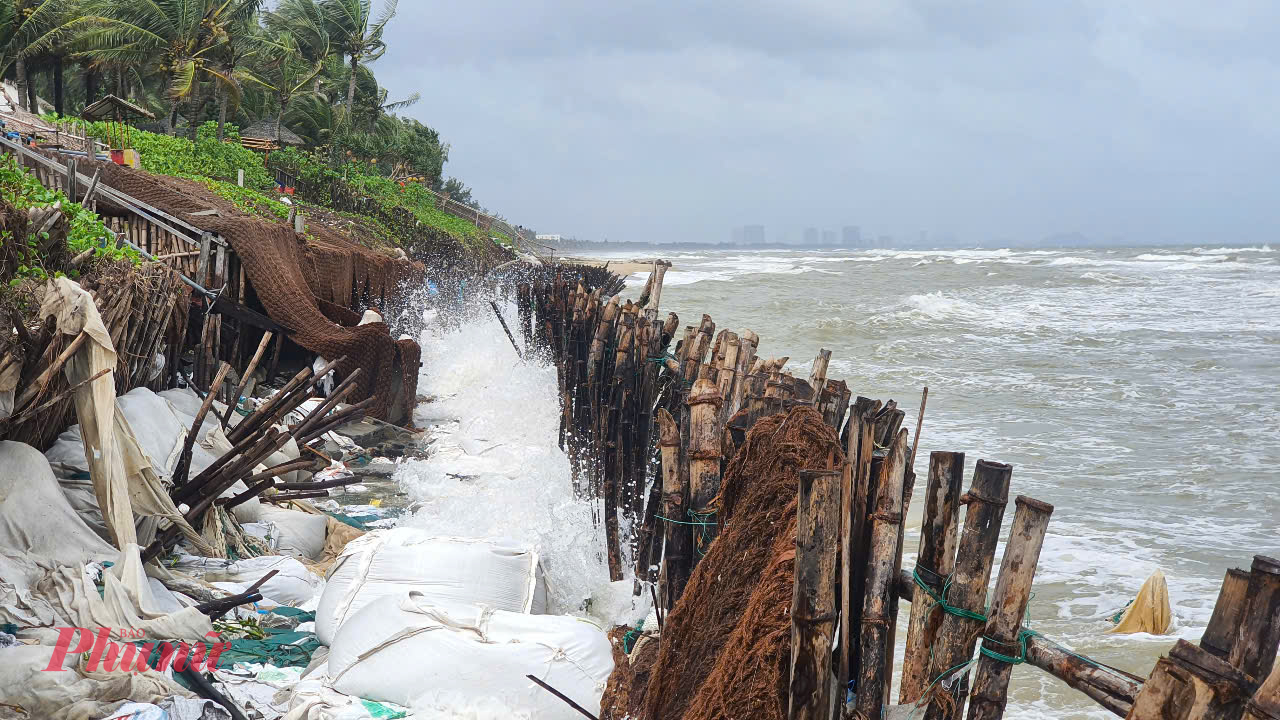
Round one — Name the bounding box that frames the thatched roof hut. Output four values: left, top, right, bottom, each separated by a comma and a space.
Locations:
239, 120, 304, 150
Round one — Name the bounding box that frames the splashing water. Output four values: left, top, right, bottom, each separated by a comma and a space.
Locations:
394, 296, 649, 626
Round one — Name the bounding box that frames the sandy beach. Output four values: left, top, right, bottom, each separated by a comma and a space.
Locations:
562, 257, 670, 277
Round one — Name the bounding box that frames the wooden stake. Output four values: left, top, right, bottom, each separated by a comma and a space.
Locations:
840, 397, 881, 695
856, 428, 910, 718
789, 466, 842, 720
657, 408, 690, 609
1229, 555, 1280, 683
686, 378, 724, 562
1244, 660, 1280, 720
923, 460, 1013, 720
902, 451, 966, 704
1129, 640, 1254, 720
807, 349, 831, 406
1201, 568, 1251, 660
966, 496, 1055, 720
220, 331, 273, 426
173, 363, 231, 486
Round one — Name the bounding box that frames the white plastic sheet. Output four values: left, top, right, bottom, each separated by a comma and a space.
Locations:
327, 592, 612, 718
315, 528, 547, 646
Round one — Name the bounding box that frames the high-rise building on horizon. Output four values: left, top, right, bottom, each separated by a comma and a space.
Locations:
821, 230, 837, 246
743, 225, 766, 245
803, 227, 820, 246
842, 226, 862, 247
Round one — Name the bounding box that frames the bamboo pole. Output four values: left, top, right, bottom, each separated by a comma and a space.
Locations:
923, 460, 1014, 720
1201, 568, 1251, 660
686, 378, 724, 562
657, 408, 690, 609
1229, 555, 1280, 683
173, 362, 232, 485
1129, 640, 1254, 720
901, 451, 966, 704
221, 330, 273, 426
1244, 662, 1280, 720
966, 496, 1055, 720
789, 466, 842, 720
855, 428, 911, 718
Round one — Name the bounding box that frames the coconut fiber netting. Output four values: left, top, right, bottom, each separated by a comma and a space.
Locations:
81, 157, 423, 420
637, 405, 845, 720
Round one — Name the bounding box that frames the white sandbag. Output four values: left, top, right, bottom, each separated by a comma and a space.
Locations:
315, 528, 547, 646
2, 441, 117, 566
178, 554, 323, 607
43, 425, 113, 542
328, 593, 612, 717
117, 387, 185, 475
258, 506, 328, 560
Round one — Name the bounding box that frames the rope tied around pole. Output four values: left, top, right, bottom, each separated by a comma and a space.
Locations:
655, 508, 718, 556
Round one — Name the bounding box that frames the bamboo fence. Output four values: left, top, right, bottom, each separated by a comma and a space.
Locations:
518, 262, 1280, 720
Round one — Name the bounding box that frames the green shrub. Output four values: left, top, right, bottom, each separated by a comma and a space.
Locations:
1, 155, 137, 282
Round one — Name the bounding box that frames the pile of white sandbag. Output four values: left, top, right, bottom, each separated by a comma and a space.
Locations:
315, 527, 547, 644
327, 593, 612, 719
285, 528, 614, 718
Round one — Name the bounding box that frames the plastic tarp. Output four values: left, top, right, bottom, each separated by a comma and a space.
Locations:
0, 442, 213, 641
0, 644, 194, 720
1109, 569, 1172, 635
327, 592, 612, 718
315, 528, 547, 646
37, 278, 213, 555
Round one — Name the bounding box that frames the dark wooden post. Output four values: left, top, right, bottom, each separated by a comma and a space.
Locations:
686, 378, 723, 562
1201, 568, 1251, 660
839, 397, 881, 696
901, 451, 966, 703
1129, 640, 1254, 720
966, 496, 1055, 720
923, 460, 1013, 720
657, 408, 691, 609
789, 466, 842, 720
1228, 555, 1280, 683
1244, 661, 1280, 720
855, 428, 910, 717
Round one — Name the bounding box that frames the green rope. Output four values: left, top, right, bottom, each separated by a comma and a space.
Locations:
912, 568, 988, 623
656, 509, 718, 557
622, 618, 646, 654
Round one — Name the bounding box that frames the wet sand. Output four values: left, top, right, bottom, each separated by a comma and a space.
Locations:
563, 257, 668, 277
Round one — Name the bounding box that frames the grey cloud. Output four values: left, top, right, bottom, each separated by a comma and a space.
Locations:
377, 0, 1280, 245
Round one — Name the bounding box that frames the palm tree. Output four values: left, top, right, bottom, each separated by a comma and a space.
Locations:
38, 0, 263, 134
1, 0, 69, 112
242, 30, 327, 141
318, 0, 396, 115
208, 17, 261, 139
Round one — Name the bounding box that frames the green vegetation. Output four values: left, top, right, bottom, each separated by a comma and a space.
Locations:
1, 154, 136, 284
1, 0, 521, 255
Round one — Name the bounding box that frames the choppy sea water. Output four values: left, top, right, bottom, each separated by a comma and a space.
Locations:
398, 244, 1278, 719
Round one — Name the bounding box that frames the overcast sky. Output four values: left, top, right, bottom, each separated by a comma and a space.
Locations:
378, 1, 1280, 245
